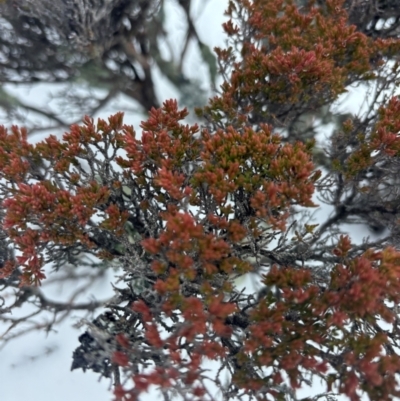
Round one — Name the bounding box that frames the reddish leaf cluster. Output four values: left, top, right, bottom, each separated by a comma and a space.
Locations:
2, 1, 400, 401
242, 238, 400, 400
201, 0, 400, 132
0, 94, 319, 398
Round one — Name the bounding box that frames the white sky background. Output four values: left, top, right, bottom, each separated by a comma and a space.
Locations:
0, 2, 396, 401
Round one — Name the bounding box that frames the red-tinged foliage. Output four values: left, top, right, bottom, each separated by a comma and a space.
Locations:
144, 323, 163, 348
239, 241, 400, 400
131, 300, 152, 322
0, 98, 320, 395
113, 351, 130, 367
337, 97, 400, 179
332, 234, 352, 258
206, 0, 395, 130
3, 1, 400, 401
115, 333, 130, 349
